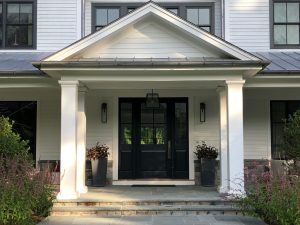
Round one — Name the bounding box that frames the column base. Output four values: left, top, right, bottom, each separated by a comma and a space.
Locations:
218, 185, 229, 194
57, 191, 79, 200
77, 185, 88, 194
227, 189, 246, 198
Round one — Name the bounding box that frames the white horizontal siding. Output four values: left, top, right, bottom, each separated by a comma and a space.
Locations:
86, 95, 114, 160
84, 0, 222, 37
79, 21, 226, 59
37, 0, 79, 51
226, 0, 271, 51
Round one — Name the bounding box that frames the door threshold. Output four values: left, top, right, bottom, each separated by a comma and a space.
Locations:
113, 179, 195, 186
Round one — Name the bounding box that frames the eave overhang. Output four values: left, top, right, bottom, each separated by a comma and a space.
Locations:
33, 59, 269, 69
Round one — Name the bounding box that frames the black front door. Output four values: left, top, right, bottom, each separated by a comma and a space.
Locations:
119, 98, 189, 179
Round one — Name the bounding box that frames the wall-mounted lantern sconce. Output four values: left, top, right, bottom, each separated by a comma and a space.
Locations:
101, 103, 107, 123
200, 102, 206, 122
146, 89, 160, 109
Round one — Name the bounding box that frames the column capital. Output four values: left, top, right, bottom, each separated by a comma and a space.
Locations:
216, 86, 226, 93
58, 80, 79, 86
78, 86, 88, 93
225, 80, 245, 86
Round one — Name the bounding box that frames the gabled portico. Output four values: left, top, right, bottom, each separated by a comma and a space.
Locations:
33, 2, 267, 199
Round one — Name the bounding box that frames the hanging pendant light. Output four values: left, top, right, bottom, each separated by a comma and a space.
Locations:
146, 89, 160, 108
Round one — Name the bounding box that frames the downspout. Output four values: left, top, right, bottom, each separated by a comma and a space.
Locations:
82, 0, 85, 37
77, 0, 85, 39
221, 0, 225, 39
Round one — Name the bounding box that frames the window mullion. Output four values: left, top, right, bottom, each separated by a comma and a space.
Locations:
286, 3, 287, 44
3, 1, 6, 48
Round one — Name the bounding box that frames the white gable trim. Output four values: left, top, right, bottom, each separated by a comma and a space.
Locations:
44, 2, 260, 62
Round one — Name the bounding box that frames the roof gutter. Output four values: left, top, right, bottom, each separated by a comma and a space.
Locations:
32, 60, 270, 69
0, 70, 47, 77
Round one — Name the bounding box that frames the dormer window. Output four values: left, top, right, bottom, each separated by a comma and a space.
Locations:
94, 7, 120, 31
0, 1, 36, 49
92, 3, 214, 34
271, 0, 300, 48
187, 7, 212, 32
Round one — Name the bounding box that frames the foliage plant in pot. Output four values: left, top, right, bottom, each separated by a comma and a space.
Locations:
194, 141, 218, 187
87, 143, 110, 187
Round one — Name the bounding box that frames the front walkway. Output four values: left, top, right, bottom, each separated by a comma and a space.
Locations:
38, 215, 267, 225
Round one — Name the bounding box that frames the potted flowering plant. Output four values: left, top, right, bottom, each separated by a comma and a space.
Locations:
194, 141, 218, 187
86, 143, 110, 187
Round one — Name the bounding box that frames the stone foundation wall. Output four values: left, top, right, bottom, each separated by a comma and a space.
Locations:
40, 159, 273, 187
194, 159, 271, 186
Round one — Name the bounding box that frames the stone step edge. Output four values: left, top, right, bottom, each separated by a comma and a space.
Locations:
50, 211, 242, 217
53, 200, 238, 207
53, 199, 238, 203
52, 205, 240, 212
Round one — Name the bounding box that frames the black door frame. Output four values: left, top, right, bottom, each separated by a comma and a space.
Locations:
118, 97, 189, 179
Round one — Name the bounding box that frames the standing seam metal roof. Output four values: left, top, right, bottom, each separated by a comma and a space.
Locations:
0, 52, 299, 74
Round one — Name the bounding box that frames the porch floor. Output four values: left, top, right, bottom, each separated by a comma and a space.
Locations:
71, 185, 222, 202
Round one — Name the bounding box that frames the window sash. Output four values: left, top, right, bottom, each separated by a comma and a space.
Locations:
270, 100, 300, 159
0, 1, 35, 49
272, 1, 300, 48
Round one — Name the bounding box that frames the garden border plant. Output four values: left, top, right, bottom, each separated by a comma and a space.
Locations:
0, 116, 55, 225
237, 110, 300, 225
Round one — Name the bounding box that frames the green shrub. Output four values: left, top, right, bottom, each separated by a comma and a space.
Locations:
239, 171, 300, 225
0, 155, 55, 225
0, 117, 55, 224
0, 116, 30, 158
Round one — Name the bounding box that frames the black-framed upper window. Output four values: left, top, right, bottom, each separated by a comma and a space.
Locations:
94, 7, 120, 30
0, 3, 3, 46
270, 101, 300, 159
92, 3, 214, 34
0, 1, 36, 49
186, 7, 211, 32
271, 0, 300, 48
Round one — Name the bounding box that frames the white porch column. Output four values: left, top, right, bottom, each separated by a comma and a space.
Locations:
76, 87, 88, 194
217, 87, 229, 193
226, 80, 245, 195
57, 80, 79, 200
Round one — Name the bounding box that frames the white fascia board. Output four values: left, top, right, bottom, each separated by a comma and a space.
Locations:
44, 3, 260, 62
245, 76, 300, 88
41, 66, 259, 82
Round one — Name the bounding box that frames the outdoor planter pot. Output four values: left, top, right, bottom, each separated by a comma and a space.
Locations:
194, 141, 218, 187
91, 158, 107, 187
87, 143, 110, 187
200, 158, 216, 187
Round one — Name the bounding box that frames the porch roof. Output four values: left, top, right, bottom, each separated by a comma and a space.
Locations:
0, 51, 299, 75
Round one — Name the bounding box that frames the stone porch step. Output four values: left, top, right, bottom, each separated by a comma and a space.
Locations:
51, 201, 240, 216
53, 200, 237, 207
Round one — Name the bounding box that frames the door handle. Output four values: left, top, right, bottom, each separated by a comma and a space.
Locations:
167, 140, 171, 159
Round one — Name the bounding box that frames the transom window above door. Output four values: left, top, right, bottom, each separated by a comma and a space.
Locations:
92, 3, 214, 33
0, 1, 36, 49
271, 0, 300, 48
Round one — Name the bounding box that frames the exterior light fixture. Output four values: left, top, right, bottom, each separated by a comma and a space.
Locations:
101, 103, 107, 123
200, 102, 206, 122
146, 89, 160, 108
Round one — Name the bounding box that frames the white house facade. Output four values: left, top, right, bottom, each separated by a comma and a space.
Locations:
0, 0, 300, 200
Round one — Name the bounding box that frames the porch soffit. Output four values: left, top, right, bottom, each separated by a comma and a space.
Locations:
37, 2, 265, 64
